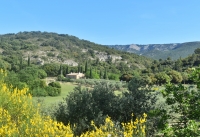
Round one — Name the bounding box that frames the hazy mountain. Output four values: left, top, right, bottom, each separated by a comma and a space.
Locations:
109, 42, 200, 60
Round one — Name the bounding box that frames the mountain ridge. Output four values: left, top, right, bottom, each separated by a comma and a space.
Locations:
108, 41, 200, 60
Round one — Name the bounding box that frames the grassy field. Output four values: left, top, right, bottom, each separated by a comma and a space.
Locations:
33, 82, 77, 106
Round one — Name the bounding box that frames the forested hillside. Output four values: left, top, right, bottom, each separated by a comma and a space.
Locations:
0, 31, 151, 71
0, 31, 152, 97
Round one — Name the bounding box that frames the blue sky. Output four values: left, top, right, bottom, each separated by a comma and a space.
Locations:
0, 0, 200, 45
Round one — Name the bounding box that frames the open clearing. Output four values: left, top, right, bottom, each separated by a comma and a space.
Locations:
33, 82, 77, 106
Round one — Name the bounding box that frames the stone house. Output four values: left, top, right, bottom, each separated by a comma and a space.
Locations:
66, 72, 85, 79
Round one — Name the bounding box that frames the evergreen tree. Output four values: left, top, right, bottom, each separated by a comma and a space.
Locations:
28, 55, 30, 66
59, 64, 62, 76
85, 61, 88, 73
100, 70, 102, 79
90, 67, 92, 78
78, 64, 80, 73
80, 66, 83, 73
66, 67, 69, 74
103, 68, 108, 79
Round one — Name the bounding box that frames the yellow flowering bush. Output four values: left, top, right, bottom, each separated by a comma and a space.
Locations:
0, 69, 73, 137
81, 113, 147, 137
0, 69, 147, 136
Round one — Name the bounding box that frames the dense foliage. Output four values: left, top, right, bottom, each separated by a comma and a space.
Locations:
0, 69, 147, 136
54, 79, 156, 136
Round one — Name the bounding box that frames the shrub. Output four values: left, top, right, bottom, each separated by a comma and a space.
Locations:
45, 86, 61, 96
31, 87, 48, 97
54, 83, 119, 136
48, 81, 61, 88
0, 70, 73, 136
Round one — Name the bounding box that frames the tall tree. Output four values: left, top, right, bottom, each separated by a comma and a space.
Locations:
85, 61, 88, 73
59, 64, 62, 76
80, 66, 83, 73
78, 64, 80, 73
103, 68, 108, 79
28, 55, 30, 66
66, 66, 69, 74
100, 70, 103, 79
90, 67, 92, 78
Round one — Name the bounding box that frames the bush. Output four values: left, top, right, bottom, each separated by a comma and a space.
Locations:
45, 86, 61, 96
54, 82, 119, 136
31, 87, 48, 97
0, 70, 73, 136
48, 81, 61, 88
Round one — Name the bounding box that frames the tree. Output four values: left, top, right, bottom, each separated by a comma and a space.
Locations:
85, 68, 100, 79
100, 70, 103, 79
160, 82, 200, 136
119, 73, 133, 82
194, 48, 200, 54
103, 68, 108, 79
28, 55, 30, 66
119, 77, 157, 122
181, 72, 189, 84
78, 64, 80, 73
89, 67, 92, 78
167, 70, 183, 84
66, 66, 69, 74
85, 61, 88, 73
54, 82, 118, 136
80, 66, 83, 73
155, 72, 171, 85
59, 64, 63, 76
174, 58, 183, 72
42, 63, 60, 76
46, 82, 61, 96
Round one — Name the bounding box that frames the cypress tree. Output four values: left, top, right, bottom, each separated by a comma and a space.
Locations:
78, 64, 80, 73
59, 64, 62, 76
80, 66, 83, 73
100, 70, 102, 79
66, 66, 69, 74
90, 67, 92, 78
104, 68, 108, 79
28, 55, 30, 66
85, 61, 88, 73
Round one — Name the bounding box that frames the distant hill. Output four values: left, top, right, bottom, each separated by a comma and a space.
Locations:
0, 31, 152, 72
108, 42, 200, 60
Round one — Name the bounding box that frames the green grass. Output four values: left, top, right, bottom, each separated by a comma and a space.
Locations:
33, 82, 77, 106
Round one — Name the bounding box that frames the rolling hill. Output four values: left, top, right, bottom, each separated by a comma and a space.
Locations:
0, 31, 152, 73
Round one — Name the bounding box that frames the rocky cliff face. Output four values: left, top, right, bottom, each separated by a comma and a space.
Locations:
109, 42, 200, 60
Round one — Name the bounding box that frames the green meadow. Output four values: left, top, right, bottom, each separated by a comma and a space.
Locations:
33, 82, 77, 106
